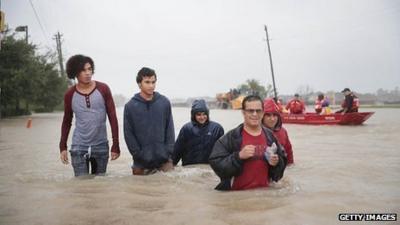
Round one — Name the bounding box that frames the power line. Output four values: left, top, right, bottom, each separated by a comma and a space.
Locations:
28, 0, 50, 46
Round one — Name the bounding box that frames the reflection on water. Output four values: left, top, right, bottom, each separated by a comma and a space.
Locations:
0, 108, 399, 225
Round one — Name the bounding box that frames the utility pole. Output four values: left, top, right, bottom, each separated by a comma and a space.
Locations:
0, 3, 5, 50
264, 25, 277, 100
54, 32, 65, 77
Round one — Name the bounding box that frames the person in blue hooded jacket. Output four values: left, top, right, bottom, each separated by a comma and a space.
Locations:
172, 99, 224, 166
124, 67, 175, 175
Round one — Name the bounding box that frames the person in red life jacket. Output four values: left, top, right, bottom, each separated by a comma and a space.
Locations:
314, 94, 323, 114
262, 98, 294, 165
285, 93, 305, 114
314, 94, 330, 114
273, 97, 286, 113
336, 88, 359, 114
209, 95, 287, 191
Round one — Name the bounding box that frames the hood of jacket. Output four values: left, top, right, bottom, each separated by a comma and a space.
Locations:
132, 92, 161, 109
263, 98, 282, 131
191, 99, 209, 125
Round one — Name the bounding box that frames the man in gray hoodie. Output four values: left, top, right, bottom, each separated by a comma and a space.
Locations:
124, 67, 175, 175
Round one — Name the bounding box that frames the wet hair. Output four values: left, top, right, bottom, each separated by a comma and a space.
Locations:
242, 95, 263, 110
136, 67, 157, 84
66, 54, 94, 79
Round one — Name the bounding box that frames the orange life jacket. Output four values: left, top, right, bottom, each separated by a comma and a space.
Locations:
353, 97, 360, 108
289, 100, 304, 113
341, 94, 359, 110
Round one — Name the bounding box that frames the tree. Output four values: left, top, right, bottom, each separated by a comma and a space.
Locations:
0, 33, 68, 117
0, 34, 35, 115
237, 79, 273, 99
33, 54, 67, 112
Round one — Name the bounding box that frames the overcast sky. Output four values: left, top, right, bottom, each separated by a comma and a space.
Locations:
2, 0, 400, 99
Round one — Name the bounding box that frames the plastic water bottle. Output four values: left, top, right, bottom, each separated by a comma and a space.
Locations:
264, 142, 277, 162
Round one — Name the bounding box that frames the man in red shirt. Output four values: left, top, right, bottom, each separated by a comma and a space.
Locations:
209, 95, 287, 191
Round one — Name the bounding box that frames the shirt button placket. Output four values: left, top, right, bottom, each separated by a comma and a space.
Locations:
85, 95, 91, 108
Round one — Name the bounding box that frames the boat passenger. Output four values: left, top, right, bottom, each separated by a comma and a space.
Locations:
336, 88, 359, 113
315, 94, 331, 114
273, 97, 287, 113
285, 93, 305, 114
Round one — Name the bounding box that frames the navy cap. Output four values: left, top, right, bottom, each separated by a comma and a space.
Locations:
341, 88, 351, 92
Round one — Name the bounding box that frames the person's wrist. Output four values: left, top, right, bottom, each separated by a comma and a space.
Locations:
238, 151, 245, 160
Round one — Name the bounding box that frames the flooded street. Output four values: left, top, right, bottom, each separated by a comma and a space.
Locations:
0, 107, 399, 225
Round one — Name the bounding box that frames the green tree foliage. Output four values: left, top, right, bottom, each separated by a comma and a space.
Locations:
237, 79, 274, 99
0, 34, 68, 117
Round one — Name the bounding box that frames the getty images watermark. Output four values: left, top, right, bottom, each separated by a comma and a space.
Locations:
338, 213, 397, 222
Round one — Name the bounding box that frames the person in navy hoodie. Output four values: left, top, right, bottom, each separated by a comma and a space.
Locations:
124, 67, 175, 175
172, 99, 224, 166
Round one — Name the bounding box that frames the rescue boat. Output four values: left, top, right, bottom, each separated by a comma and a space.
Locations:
280, 112, 374, 125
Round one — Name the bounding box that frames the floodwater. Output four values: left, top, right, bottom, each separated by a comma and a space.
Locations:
0, 107, 399, 225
